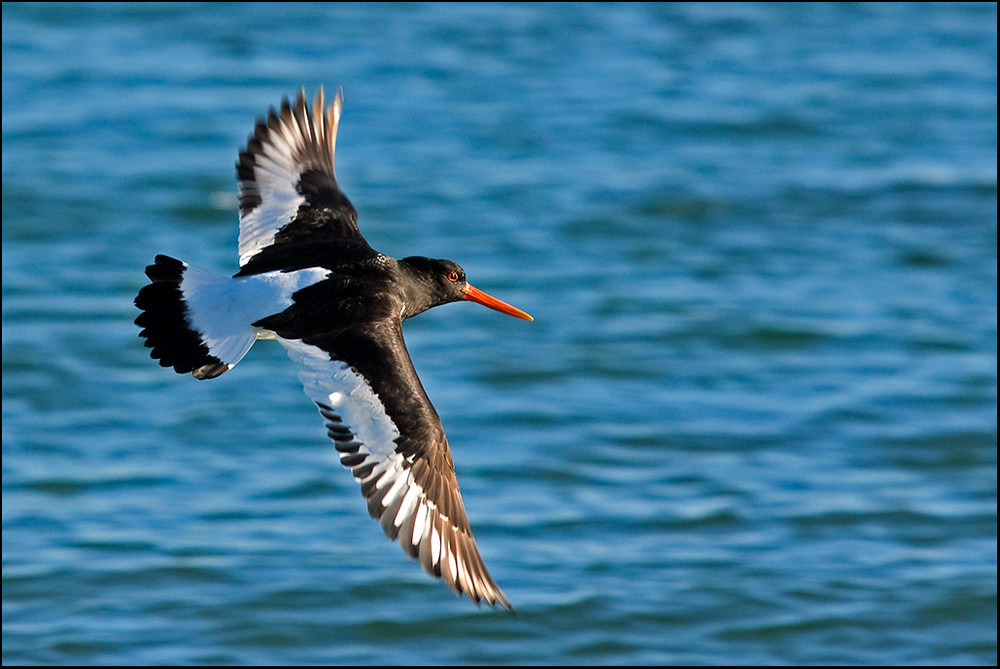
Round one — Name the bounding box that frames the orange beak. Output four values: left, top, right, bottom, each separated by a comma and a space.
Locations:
461, 284, 533, 321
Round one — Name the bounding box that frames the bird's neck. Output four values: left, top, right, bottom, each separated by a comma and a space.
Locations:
397, 257, 448, 320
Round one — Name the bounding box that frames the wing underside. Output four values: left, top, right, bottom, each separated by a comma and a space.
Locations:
277, 328, 511, 608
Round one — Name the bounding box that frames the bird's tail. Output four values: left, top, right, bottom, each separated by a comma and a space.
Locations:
134, 255, 258, 380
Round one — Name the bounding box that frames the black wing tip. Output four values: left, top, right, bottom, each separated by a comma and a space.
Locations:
477, 587, 514, 611
452, 576, 513, 610
396, 508, 512, 610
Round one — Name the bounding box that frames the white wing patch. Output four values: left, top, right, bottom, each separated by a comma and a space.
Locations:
238, 183, 305, 267
278, 336, 401, 460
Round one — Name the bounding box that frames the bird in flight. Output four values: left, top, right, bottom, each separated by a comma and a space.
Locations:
135, 87, 532, 609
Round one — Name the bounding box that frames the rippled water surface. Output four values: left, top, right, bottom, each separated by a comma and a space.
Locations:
3, 3, 997, 665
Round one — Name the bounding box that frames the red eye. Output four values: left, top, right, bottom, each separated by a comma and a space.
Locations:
447, 271, 460, 282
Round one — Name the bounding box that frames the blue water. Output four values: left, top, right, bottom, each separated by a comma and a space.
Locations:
3, 3, 996, 665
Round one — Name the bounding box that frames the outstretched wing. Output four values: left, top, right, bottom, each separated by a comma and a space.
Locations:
236, 87, 370, 270
276, 321, 511, 609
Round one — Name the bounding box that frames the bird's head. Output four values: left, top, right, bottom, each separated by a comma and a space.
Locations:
400, 256, 533, 321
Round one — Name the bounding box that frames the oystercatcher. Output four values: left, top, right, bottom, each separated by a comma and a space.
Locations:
135, 87, 531, 609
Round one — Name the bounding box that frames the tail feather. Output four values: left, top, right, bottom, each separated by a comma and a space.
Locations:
135, 255, 257, 380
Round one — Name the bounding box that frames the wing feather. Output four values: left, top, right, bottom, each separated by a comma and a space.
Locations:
237, 87, 367, 269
